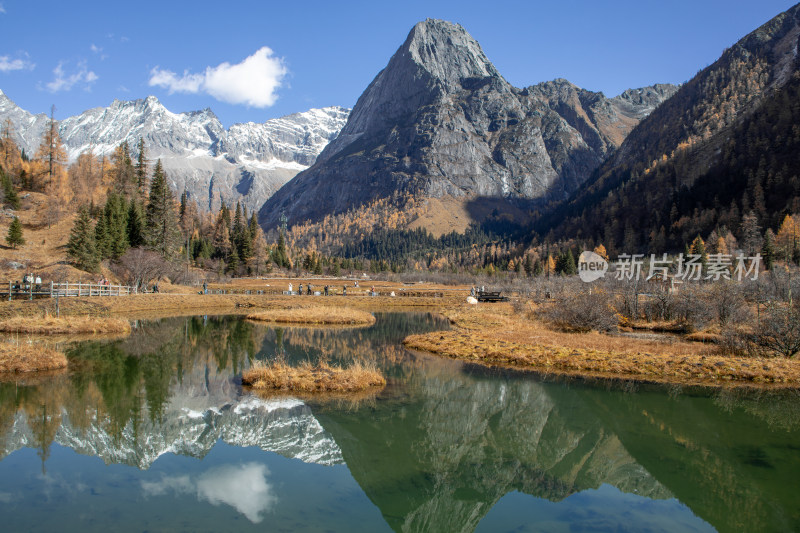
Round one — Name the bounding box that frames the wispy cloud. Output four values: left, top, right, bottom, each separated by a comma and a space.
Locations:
90, 44, 108, 61
45, 60, 98, 92
0, 53, 34, 73
149, 47, 287, 107
0, 4, 6, 14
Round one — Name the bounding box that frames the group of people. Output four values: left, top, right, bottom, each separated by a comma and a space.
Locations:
15, 273, 41, 291
286, 283, 355, 296
470, 285, 486, 297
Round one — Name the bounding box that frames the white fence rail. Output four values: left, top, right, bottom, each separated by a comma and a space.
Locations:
3, 281, 138, 300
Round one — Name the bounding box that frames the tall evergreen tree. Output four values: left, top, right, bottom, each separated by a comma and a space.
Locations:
5, 216, 24, 249
145, 159, 181, 258
248, 213, 259, 243
94, 214, 110, 259
127, 198, 146, 248
104, 192, 130, 259
67, 206, 99, 272
275, 230, 290, 268
1, 169, 19, 209
135, 137, 148, 198
232, 201, 245, 254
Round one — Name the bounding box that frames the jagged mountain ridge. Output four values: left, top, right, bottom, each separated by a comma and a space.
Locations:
260, 19, 676, 230
1, 385, 342, 470
0, 89, 349, 213
541, 2, 800, 250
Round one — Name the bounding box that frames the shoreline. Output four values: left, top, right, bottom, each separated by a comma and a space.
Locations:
1, 287, 797, 388
402, 306, 800, 389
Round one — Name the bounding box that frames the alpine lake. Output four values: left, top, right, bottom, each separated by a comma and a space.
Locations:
0, 312, 798, 532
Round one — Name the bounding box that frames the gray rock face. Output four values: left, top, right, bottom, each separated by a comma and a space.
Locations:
0, 90, 349, 213
260, 19, 676, 229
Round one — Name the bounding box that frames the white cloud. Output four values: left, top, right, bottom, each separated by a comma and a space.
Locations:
141, 475, 193, 496
149, 46, 287, 107
149, 68, 203, 93
0, 4, 5, 14
196, 464, 276, 523
90, 44, 101, 53
141, 463, 276, 524
0, 54, 34, 73
46, 60, 98, 92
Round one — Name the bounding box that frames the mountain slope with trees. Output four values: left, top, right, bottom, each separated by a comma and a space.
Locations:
541, 3, 800, 256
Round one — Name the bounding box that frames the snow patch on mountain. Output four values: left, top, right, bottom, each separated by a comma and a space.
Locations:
0, 89, 349, 213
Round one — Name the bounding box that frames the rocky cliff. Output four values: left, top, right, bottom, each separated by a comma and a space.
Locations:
260, 19, 676, 230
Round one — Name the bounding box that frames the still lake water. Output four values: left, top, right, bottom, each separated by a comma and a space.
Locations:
0, 312, 798, 532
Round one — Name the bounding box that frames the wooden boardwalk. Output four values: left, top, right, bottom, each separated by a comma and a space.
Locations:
1, 281, 137, 301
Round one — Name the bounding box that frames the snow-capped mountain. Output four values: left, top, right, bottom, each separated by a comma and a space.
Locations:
0, 89, 349, 212
1, 389, 343, 470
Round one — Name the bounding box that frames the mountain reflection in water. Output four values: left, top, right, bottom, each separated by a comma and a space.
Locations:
0, 313, 797, 532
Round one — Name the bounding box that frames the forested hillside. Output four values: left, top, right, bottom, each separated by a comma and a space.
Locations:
541, 4, 800, 255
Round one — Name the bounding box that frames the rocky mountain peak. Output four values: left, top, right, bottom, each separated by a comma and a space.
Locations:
260, 18, 676, 231
402, 18, 501, 89
320, 18, 507, 163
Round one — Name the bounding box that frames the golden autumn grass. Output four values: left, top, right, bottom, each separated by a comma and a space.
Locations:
403, 305, 800, 387
241, 360, 386, 393
0, 315, 131, 335
0, 340, 67, 373
246, 306, 376, 325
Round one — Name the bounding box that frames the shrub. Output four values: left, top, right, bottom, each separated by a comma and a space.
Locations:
753, 303, 800, 358
541, 290, 619, 332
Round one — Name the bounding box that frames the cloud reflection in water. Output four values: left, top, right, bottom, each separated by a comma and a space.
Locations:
141, 463, 276, 523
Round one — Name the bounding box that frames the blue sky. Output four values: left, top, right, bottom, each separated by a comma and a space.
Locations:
0, 0, 797, 127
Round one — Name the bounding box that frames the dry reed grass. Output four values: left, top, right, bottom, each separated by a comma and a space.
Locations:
246, 306, 376, 325
0, 314, 131, 335
242, 360, 386, 393
403, 306, 800, 387
0, 340, 67, 373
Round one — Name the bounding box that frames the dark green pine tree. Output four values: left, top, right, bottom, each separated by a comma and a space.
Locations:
248, 213, 259, 243
1, 170, 19, 209
127, 198, 146, 248
556, 249, 577, 275
135, 138, 148, 198
145, 159, 181, 259
179, 190, 188, 219
275, 231, 289, 268
5, 216, 24, 249
104, 192, 130, 259
227, 248, 240, 273
231, 201, 245, 256
67, 206, 99, 272
94, 214, 110, 259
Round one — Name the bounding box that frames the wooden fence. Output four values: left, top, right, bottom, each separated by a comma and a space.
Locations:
1, 281, 137, 301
